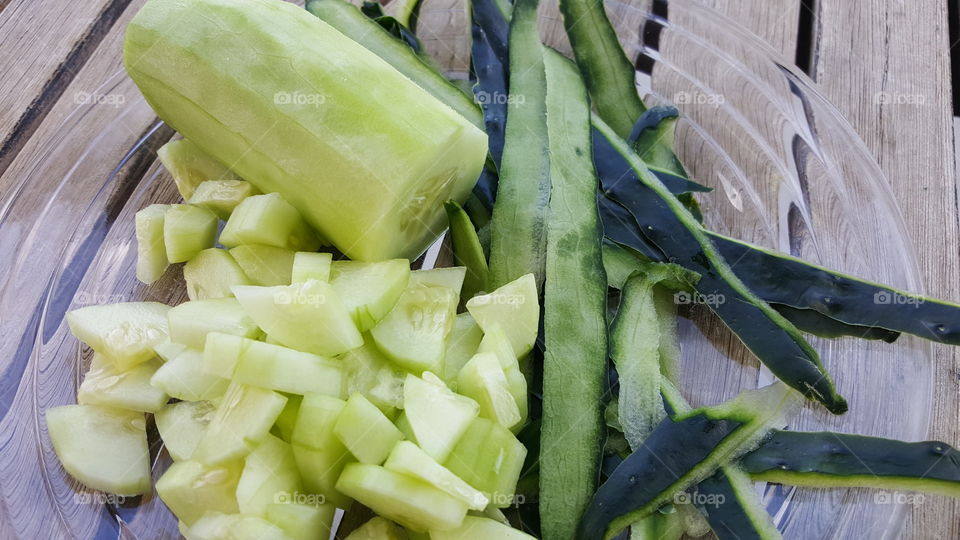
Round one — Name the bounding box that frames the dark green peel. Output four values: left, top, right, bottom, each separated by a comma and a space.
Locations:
444, 201, 489, 300
697, 467, 781, 540
628, 105, 687, 177
741, 430, 960, 497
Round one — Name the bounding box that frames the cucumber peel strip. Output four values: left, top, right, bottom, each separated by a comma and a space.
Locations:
444, 200, 489, 300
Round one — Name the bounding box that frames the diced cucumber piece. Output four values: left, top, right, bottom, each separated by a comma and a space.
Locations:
151, 348, 230, 401
77, 354, 167, 413
135, 204, 170, 284
168, 297, 260, 350
193, 383, 288, 465
184, 512, 291, 540
429, 516, 536, 539
45, 404, 151, 495
330, 259, 411, 331
232, 280, 362, 356
291, 251, 333, 283
155, 400, 216, 461
336, 464, 469, 532
157, 138, 240, 199
291, 394, 354, 509
465, 273, 539, 356
272, 394, 302, 443
220, 193, 320, 251
266, 502, 336, 540
443, 417, 527, 508
189, 179, 260, 219
441, 313, 483, 390
229, 245, 296, 287
153, 338, 187, 362
183, 248, 252, 300
213, 336, 345, 396
394, 411, 415, 441
345, 516, 408, 540
370, 283, 458, 374
457, 353, 521, 430
476, 324, 528, 427
66, 301, 169, 370
237, 435, 302, 516
334, 393, 404, 465
202, 331, 246, 378
384, 441, 488, 510
164, 204, 219, 263
342, 339, 405, 413
409, 267, 466, 296
156, 459, 243, 525
403, 373, 479, 462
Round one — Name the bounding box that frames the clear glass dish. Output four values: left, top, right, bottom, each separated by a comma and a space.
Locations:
0, 0, 933, 538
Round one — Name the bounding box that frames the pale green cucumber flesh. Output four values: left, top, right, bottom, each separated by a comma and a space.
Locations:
465, 273, 539, 357
163, 204, 219, 263
440, 313, 483, 390
220, 193, 320, 251
77, 354, 167, 413
150, 348, 230, 401
45, 404, 151, 495
157, 459, 243, 525
343, 516, 407, 540
330, 259, 411, 331
430, 516, 536, 539
384, 440, 489, 510
443, 416, 527, 508
342, 338, 406, 413
157, 138, 240, 199
291, 251, 333, 283
230, 337, 344, 396
408, 267, 466, 296
66, 301, 170, 370
403, 373, 479, 462
135, 203, 170, 284
334, 393, 404, 465
265, 502, 336, 540
188, 179, 259, 219
370, 283, 458, 374
236, 435, 302, 516
183, 248, 252, 300
457, 352, 521, 430
193, 383, 288, 465
167, 297, 260, 350
155, 400, 216, 461
229, 244, 296, 287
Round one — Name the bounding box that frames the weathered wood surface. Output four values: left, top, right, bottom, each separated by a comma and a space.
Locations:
0, 0, 956, 538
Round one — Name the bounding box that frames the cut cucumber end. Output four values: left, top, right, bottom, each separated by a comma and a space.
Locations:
229, 244, 297, 287
163, 204, 219, 263
465, 273, 539, 356
135, 204, 171, 284
220, 193, 320, 251
330, 259, 411, 331
66, 301, 170, 370
370, 283, 458, 375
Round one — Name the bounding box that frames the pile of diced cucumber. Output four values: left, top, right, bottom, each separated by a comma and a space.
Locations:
47, 139, 540, 539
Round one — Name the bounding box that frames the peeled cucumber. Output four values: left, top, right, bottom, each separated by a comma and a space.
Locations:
465, 273, 539, 356
291, 251, 333, 283
443, 417, 527, 508
403, 373, 479, 462
189, 179, 259, 219
124, 0, 488, 261
384, 441, 489, 510
156, 138, 240, 200
220, 193, 320, 252
155, 400, 216, 461
429, 516, 536, 539
150, 348, 230, 401
409, 267, 467, 295
329, 259, 411, 331
164, 204, 219, 263
135, 203, 170, 284
45, 404, 151, 495
265, 502, 336, 540
290, 394, 355, 509
370, 283, 458, 375
77, 354, 167, 413
183, 248, 252, 300
236, 435, 302, 516
168, 297, 260, 350
66, 301, 169, 370
441, 313, 484, 389
344, 516, 408, 540
193, 382, 288, 465
334, 393, 404, 465
157, 459, 243, 525
457, 352, 521, 430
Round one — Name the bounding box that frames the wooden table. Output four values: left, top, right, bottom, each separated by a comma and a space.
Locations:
0, 0, 956, 538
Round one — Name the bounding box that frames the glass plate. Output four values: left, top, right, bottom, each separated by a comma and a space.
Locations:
0, 0, 933, 538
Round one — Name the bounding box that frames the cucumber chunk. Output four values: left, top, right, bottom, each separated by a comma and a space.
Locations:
156, 459, 243, 525
233, 339, 343, 397
403, 373, 479, 462
168, 297, 260, 350
344, 517, 407, 539
441, 313, 483, 390
163, 204, 219, 263
193, 383, 288, 465
291, 252, 333, 283
188, 179, 260, 219
45, 404, 151, 495
335, 463, 469, 532
233, 280, 362, 356
229, 245, 296, 287
220, 193, 320, 252
155, 400, 216, 461
370, 283, 458, 374
384, 441, 489, 510
330, 259, 411, 331
465, 273, 539, 356
135, 203, 170, 284
457, 352, 521, 430
156, 138, 240, 200
342, 339, 406, 413
272, 394, 302, 443
409, 267, 466, 296
429, 516, 536, 539
476, 325, 528, 427
443, 417, 527, 508
266, 502, 336, 540
77, 354, 167, 413
334, 393, 404, 465
150, 348, 230, 401
153, 338, 187, 362
291, 394, 354, 509
237, 435, 302, 516
184, 513, 292, 540
183, 248, 252, 300
66, 301, 170, 370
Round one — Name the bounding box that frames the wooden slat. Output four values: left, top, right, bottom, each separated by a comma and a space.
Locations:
811, 2, 960, 539
699, 0, 799, 60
